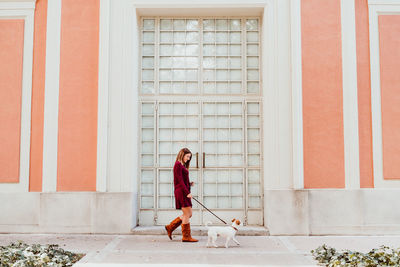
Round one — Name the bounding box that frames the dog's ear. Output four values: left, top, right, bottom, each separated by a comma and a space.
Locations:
236, 220, 241, 225
231, 218, 235, 222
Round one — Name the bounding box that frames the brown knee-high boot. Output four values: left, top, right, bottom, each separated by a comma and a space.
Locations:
165, 216, 182, 240
181, 223, 198, 242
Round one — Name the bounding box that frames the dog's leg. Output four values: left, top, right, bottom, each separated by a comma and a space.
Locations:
212, 235, 218, 248
206, 235, 211, 247
225, 237, 231, 248
233, 236, 240, 246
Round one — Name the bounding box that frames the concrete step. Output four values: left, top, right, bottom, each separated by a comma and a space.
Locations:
131, 226, 270, 236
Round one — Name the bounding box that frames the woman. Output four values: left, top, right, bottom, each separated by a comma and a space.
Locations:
165, 148, 198, 242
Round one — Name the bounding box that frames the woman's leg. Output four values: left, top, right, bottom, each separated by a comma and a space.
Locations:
181, 207, 192, 224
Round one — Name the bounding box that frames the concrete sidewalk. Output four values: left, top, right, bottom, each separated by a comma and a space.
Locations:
1, 234, 400, 266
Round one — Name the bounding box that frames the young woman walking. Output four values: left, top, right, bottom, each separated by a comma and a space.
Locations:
165, 148, 198, 242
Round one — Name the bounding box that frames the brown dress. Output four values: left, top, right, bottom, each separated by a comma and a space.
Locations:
173, 160, 192, 209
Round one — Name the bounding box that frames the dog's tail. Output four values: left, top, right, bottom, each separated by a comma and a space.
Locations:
205, 221, 213, 229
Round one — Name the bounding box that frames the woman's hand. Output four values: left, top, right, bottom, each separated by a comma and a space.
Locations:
190, 181, 194, 187
187, 193, 192, 198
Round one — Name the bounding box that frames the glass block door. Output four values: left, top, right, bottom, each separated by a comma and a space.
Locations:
139, 17, 263, 226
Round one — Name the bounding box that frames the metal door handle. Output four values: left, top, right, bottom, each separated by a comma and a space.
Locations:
196, 152, 198, 168
203, 152, 205, 168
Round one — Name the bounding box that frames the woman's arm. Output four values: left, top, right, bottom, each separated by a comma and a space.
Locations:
174, 163, 190, 196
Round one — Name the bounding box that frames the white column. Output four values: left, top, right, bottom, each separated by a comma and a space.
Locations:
96, 0, 111, 192
341, 0, 360, 189
290, 0, 304, 189
42, 0, 62, 192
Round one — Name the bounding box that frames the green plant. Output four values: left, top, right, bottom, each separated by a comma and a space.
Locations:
0, 240, 84, 267
311, 244, 400, 266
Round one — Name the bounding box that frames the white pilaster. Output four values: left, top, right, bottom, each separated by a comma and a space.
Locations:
42, 0, 62, 192
290, 0, 304, 189
96, 0, 111, 192
341, 0, 360, 189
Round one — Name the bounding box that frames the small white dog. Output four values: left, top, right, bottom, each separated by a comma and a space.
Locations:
206, 218, 242, 248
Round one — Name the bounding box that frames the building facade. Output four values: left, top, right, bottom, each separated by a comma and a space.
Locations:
0, 0, 399, 235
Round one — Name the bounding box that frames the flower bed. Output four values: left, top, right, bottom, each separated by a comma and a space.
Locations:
311, 244, 400, 266
0, 240, 84, 266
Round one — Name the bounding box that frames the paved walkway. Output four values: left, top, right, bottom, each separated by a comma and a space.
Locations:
1, 234, 400, 266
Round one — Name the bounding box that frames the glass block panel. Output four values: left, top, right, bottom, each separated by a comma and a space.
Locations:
173, 19, 185, 30
247, 44, 259, 55
247, 115, 260, 127
203, 170, 217, 183
159, 82, 172, 94
141, 196, 153, 208
230, 32, 241, 43
247, 70, 259, 81
186, 19, 199, 30
173, 44, 185, 56
248, 155, 260, 166
230, 129, 242, 140
143, 19, 155, 30
160, 19, 172, 30
230, 19, 241, 30
231, 196, 243, 208
204, 196, 217, 208
230, 45, 241, 56
230, 57, 241, 68
142, 57, 154, 68
204, 183, 217, 195
217, 171, 229, 183
159, 170, 172, 183
247, 81, 259, 93
141, 141, 153, 153
142, 44, 154, 56
217, 183, 229, 195
141, 155, 153, 166
216, 19, 228, 30
203, 57, 216, 68
248, 169, 260, 183
141, 170, 154, 183
143, 31, 155, 42
216, 32, 228, 43
186, 57, 198, 68
248, 141, 260, 153
246, 19, 258, 31
203, 32, 215, 43
216, 45, 228, 55
247, 103, 259, 114
218, 197, 230, 208
203, 19, 215, 31
248, 184, 260, 196
203, 44, 216, 56
159, 197, 173, 208
230, 82, 242, 93
231, 184, 243, 196
249, 196, 261, 208
230, 70, 241, 81
174, 32, 185, 43
231, 170, 243, 183
247, 56, 259, 68
230, 141, 242, 153
142, 70, 154, 80
141, 82, 154, 94
247, 128, 260, 140
246, 31, 259, 42
141, 116, 153, 127
216, 57, 228, 68
159, 183, 172, 195
160, 32, 173, 43
141, 183, 153, 195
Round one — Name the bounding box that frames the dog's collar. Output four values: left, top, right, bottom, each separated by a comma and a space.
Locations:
231, 226, 238, 231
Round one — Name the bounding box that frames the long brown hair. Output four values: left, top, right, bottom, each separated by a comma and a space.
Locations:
175, 148, 192, 169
